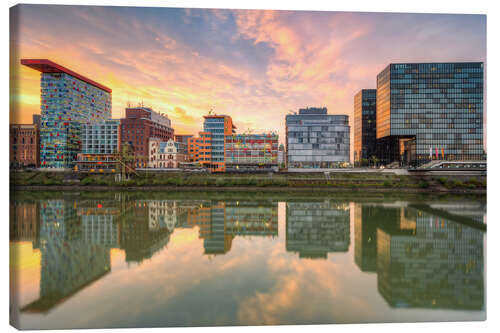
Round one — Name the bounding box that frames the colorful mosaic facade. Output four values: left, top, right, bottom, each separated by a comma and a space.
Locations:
225, 133, 279, 168
21, 60, 112, 169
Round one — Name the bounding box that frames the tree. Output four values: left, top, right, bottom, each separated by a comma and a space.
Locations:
370, 155, 379, 168
116, 143, 137, 180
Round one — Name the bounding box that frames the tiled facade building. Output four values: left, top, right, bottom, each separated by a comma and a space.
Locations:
21, 59, 112, 169
10, 124, 40, 168
286, 107, 350, 168
354, 89, 377, 164
375, 62, 484, 166
121, 107, 174, 168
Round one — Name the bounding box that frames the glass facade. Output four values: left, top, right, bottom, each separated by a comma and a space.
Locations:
203, 117, 225, 163
354, 89, 377, 163
376, 62, 484, 165
202, 115, 235, 171
225, 133, 279, 167
81, 120, 120, 155
286, 107, 350, 168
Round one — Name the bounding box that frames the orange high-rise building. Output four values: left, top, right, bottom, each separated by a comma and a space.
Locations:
188, 114, 236, 172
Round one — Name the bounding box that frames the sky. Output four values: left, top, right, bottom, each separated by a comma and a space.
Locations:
9, 5, 486, 153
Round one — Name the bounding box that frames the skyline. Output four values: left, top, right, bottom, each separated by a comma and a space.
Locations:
10, 5, 486, 154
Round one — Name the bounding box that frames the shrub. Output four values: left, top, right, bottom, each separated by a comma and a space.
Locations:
418, 181, 429, 189
81, 177, 93, 186
383, 180, 392, 187
437, 177, 448, 186
43, 178, 57, 186
135, 178, 150, 186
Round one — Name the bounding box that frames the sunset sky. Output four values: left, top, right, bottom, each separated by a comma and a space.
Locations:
10, 5, 486, 150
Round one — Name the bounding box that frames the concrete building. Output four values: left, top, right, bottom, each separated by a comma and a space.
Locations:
10, 124, 40, 168
187, 132, 211, 165
121, 106, 174, 168
148, 138, 188, 168
174, 134, 193, 145
354, 89, 377, 164
21, 59, 112, 169
375, 62, 484, 166
225, 133, 279, 170
286, 107, 350, 168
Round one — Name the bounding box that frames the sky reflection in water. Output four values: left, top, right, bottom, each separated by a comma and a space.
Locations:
10, 192, 486, 329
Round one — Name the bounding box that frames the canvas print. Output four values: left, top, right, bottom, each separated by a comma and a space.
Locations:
9, 4, 486, 330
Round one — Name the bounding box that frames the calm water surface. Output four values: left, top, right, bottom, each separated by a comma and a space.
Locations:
9, 192, 486, 329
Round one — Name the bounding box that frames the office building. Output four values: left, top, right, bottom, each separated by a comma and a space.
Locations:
285, 107, 350, 168
174, 134, 193, 145
375, 62, 484, 166
21, 59, 112, 169
76, 119, 121, 173
278, 144, 285, 166
202, 115, 236, 172
120, 106, 174, 168
225, 133, 278, 170
354, 89, 377, 164
10, 124, 40, 168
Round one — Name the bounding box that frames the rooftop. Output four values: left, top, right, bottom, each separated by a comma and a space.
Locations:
21, 59, 112, 93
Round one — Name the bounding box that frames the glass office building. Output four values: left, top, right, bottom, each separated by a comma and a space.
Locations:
354, 89, 377, 164
81, 120, 121, 155
375, 62, 484, 166
202, 115, 236, 172
286, 107, 350, 168
21, 59, 112, 169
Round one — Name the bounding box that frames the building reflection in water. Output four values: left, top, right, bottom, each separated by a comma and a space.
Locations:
10, 196, 485, 318
10, 200, 40, 243
11, 197, 279, 315
119, 201, 173, 263
353, 202, 485, 310
20, 199, 111, 314
286, 201, 350, 259
183, 200, 278, 255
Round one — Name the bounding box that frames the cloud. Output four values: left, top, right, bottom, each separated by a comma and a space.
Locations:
10, 5, 486, 159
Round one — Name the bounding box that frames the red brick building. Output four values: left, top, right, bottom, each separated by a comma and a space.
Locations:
120, 107, 174, 167
10, 124, 40, 168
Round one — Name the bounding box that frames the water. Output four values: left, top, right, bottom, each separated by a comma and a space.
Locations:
9, 191, 486, 329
